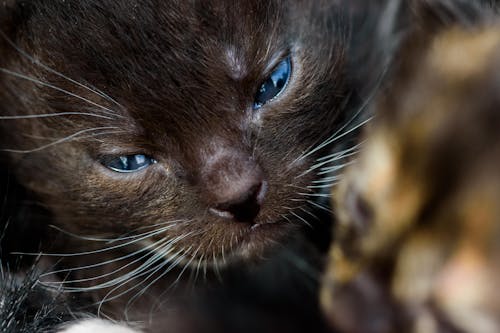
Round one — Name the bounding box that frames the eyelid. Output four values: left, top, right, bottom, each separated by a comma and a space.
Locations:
107, 162, 150, 173
263, 51, 292, 75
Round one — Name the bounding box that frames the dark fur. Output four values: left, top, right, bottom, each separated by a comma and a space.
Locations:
0, 0, 359, 326
0, 262, 77, 333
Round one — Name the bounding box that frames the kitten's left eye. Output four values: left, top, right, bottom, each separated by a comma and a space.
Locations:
254, 56, 291, 109
103, 154, 156, 173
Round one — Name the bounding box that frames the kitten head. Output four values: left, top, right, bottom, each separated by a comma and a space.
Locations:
0, 0, 350, 298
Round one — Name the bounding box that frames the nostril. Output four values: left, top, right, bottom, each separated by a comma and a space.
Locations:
210, 180, 268, 223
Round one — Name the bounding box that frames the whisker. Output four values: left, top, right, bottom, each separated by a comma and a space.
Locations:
0, 30, 125, 110
187, 243, 204, 286
14, 222, 176, 257
71, 130, 125, 141
97, 242, 189, 315
1, 126, 119, 154
47, 219, 186, 243
125, 245, 193, 319
280, 214, 293, 225
194, 253, 206, 284
299, 207, 320, 221
294, 121, 367, 180
315, 142, 363, 162
58, 240, 180, 294
289, 211, 312, 228
311, 175, 342, 184
0, 68, 123, 118
212, 251, 223, 282
305, 199, 332, 213
40, 237, 171, 281
297, 192, 331, 198
307, 183, 339, 189
297, 150, 358, 179
0, 112, 114, 120
112, 219, 188, 242
149, 244, 202, 321
317, 161, 354, 175
291, 110, 368, 167
291, 50, 390, 167
81, 232, 196, 300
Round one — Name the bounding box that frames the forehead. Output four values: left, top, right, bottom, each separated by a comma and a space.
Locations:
11, 1, 297, 134
20, 1, 292, 118
26, 1, 289, 81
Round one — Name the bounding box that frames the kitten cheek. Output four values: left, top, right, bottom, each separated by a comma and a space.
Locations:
57, 319, 142, 333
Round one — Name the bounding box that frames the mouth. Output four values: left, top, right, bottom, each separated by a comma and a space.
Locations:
205, 220, 298, 267
134, 216, 298, 271
229, 223, 300, 269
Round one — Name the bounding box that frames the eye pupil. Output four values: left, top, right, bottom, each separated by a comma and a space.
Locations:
254, 56, 291, 109
104, 154, 155, 173
276, 78, 285, 89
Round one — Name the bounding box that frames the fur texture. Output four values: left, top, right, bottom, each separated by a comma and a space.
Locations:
0, 0, 362, 328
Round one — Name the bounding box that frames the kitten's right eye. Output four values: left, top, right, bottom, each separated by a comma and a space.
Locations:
103, 154, 156, 173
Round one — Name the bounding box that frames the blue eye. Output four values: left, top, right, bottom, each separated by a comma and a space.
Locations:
104, 154, 156, 173
254, 56, 291, 109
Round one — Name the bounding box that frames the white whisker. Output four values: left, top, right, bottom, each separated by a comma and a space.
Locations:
311, 175, 342, 184
40, 237, 171, 281
97, 241, 189, 316
299, 207, 319, 221
0, 30, 124, 110
297, 150, 358, 179
125, 244, 194, 319
0, 68, 123, 118
290, 211, 312, 228
317, 161, 353, 175
48, 219, 185, 243
1, 126, 118, 154
14, 222, 177, 257
0, 112, 114, 120
297, 192, 331, 198
62, 240, 180, 294
315, 142, 363, 162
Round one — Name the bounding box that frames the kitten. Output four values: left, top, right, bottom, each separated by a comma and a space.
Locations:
321, 1, 500, 332
0, 0, 359, 326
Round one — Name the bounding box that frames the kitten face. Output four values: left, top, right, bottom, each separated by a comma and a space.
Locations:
0, 0, 349, 307
321, 3, 500, 332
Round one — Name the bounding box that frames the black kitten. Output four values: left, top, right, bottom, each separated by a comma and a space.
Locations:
0, 0, 363, 329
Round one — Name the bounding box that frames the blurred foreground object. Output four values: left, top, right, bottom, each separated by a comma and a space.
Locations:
322, 1, 500, 332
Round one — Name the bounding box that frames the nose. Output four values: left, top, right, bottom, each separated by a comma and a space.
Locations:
210, 179, 268, 223
199, 142, 268, 223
